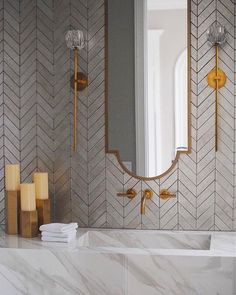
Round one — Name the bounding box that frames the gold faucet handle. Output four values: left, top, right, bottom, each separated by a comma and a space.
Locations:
117, 189, 137, 199
159, 189, 176, 200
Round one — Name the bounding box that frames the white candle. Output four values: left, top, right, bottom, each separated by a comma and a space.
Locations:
33, 172, 49, 200
20, 184, 36, 211
5, 164, 20, 191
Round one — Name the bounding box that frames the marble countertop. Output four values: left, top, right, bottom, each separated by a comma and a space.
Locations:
0, 227, 235, 257
0, 227, 235, 294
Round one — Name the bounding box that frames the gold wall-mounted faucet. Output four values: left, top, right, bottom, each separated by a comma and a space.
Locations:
141, 189, 153, 215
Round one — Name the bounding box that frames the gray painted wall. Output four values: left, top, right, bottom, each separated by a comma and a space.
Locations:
107, 0, 136, 171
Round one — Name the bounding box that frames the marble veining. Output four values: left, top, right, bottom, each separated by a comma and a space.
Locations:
79, 230, 211, 250
0, 228, 235, 294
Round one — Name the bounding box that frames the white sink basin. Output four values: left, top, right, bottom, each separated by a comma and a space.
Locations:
79, 230, 211, 250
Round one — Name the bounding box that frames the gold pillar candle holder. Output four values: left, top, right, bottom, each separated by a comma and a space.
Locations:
20, 210, 38, 238
5, 191, 21, 235
36, 199, 51, 227
5, 164, 21, 235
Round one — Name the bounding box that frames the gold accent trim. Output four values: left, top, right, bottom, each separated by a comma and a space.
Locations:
117, 189, 137, 199
159, 189, 176, 200
141, 189, 153, 215
104, 0, 192, 180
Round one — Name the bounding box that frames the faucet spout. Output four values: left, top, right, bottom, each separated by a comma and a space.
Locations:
141, 195, 146, 215
140, 189, 153, 215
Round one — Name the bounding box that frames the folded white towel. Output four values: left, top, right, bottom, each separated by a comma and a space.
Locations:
41, 232, 76, 243
41, 229, 77, 238
39, 223, 78, 233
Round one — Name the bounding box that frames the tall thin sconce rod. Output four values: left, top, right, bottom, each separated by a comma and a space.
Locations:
206, 22, 227, 152
73, 48, 78, 152
65, 30, 88, 152
215, 44, 219, 152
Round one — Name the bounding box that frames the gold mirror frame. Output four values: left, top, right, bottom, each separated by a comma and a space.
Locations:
105, 0, 192, 181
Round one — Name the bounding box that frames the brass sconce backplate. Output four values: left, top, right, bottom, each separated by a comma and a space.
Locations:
71, 72, 88, 91
207, 68, 226, 89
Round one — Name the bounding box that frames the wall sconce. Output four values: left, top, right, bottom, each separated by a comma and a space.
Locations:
65, 30, 88, 152
206, 22, 227, 152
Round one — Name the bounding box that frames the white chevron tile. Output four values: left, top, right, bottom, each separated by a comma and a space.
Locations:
1, 0, 236, 232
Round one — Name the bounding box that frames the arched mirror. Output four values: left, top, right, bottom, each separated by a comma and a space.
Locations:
105, 0, 191, 179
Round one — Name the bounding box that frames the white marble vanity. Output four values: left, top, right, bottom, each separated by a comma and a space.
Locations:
0, 228, 235, 295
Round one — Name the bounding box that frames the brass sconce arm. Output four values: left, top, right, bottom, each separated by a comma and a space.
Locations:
73, 48, 78, 152
207, 45, 226, 152
72, 49, 88, 152
65, 30, 88, 152
206, 23, 227, 152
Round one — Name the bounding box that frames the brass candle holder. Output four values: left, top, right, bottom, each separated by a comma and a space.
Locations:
5, 164, 21, 235
36, 199, 51, 227
20, 210, 38, 238
5, 190, 21, 235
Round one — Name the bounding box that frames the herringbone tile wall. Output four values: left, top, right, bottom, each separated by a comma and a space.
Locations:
0, 0, 236, 231
86, 0, 236, 231
0, 0, 68, 223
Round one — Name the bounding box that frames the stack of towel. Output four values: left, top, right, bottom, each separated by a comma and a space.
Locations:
39, 223, 78, 243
